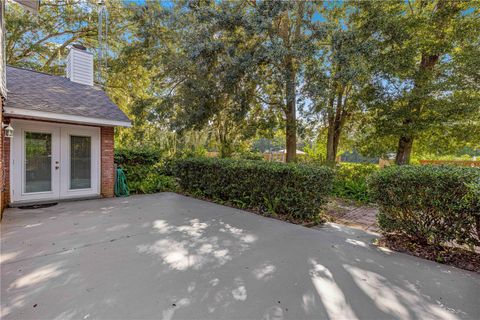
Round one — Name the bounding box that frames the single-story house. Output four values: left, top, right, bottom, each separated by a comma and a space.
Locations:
0, 45, 130, 211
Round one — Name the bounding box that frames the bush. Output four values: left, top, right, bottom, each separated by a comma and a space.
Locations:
333, 163, 379, 203
369, 165, 480, 247
115, 148, 177, 194
233, 150, 264, 161
122, 163, 177, 194
114, 148, 161, 166
173, 158, 334, 219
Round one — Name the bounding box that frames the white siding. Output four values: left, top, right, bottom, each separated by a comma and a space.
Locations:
66, 47, 94, 86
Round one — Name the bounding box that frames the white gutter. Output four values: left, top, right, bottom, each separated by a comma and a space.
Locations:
4, 107, 132, 127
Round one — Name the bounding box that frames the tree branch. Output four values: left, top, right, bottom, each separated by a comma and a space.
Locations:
15, 28, 94, 62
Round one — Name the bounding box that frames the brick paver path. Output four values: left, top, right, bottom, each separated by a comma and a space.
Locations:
325, 199, 379, 232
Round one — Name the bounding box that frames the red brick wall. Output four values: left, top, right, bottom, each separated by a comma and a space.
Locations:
0, 100, 3, 216
0, 116, 10, 214
101, 126, 115, 198
1, 116, 10, 215
2, 131, 9, 209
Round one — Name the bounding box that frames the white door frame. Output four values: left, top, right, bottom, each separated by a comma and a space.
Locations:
10, 121, 61, 202
10, 119, 101, 204
60, 125, 100, 198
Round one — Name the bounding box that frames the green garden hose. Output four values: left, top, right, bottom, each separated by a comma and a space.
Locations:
115, 167, 130, 197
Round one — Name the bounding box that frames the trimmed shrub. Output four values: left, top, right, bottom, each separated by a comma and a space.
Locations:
369, 165, 480, 247
114, 148, 161, 166
115, 148, 177, 194
333, 163, 379, 203
122, 163, 177, 194
173, 158, 334, 219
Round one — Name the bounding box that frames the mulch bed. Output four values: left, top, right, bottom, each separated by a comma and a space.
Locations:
377, 234, 480, 273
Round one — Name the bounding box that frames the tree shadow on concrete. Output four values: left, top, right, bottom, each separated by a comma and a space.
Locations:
1, 193, 478, 319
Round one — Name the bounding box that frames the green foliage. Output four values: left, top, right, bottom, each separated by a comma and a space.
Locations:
354, 0, 480, 163
125, 165, 177, 194
7, 0, 479, 165
128, 1, 278, 157
303, 1, 374, 163
173, 158, 334, 219
114, 148, 161, 166
333, 163, 379, 203
114, 148, 177, 194
301, 142, 327, 166
369, 165, 480, 247
173, 145, 207, 160
5, 0, 131, 76
251, 136, 285, 153
411, 152, 478, 164
233, 150, 264, 161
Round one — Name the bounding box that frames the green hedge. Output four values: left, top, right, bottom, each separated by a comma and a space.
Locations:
173, 158, 334, 219
115, 148, 177, 194
369, 165, 480, 247
333, 163, 379, 203
114, 148, 161, 166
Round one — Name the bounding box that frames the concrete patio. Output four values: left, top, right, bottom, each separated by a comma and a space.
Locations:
1, 193, 479, 320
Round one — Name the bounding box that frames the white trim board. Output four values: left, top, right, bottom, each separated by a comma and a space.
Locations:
4, 107, 131, 127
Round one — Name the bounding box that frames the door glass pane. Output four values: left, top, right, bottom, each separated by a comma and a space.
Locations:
25, 132, 52, 193
70, 136, 91, 189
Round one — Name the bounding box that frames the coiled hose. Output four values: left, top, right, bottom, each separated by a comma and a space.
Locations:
115, 167, 130, 197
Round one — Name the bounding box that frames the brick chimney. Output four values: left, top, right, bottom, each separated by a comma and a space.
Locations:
66, 44, 94, 86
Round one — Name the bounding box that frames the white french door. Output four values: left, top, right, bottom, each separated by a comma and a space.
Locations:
11, 122, 60, 202
11, 120, 100, 203
59, 125, 100, 198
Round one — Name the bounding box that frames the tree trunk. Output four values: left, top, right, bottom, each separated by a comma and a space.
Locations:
285, 57, 297, 163
394, 54, 438, 165
332, 125, 341, 160
326, 120, 336, 165
395, 135, 414, 165
283, 2, 305, 164
285, 108, 296, 163
326, 119, 343, 166
326, 131, 341, 163
325, 92, 335, 165
326, 89, 345, 166
476, 216, 480, 244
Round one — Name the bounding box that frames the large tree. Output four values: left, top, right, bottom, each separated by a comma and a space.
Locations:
128, 1, 269, 156
240, 1, 325, 162
255, 1, 306, 162
131, 0, 321, 158
303, 1, 372, 165
355, 0, 480, 164
137, 1, 324, 162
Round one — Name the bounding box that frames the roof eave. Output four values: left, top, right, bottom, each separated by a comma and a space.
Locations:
4, 107, 132, 127
12, 0, 41, 14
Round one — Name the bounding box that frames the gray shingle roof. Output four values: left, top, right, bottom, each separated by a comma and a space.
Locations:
5, 66, 130, 124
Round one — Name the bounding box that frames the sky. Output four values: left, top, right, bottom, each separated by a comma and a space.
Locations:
123, 0, 174, 7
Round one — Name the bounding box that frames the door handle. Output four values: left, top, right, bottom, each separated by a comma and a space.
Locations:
55, 161, 60, 170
